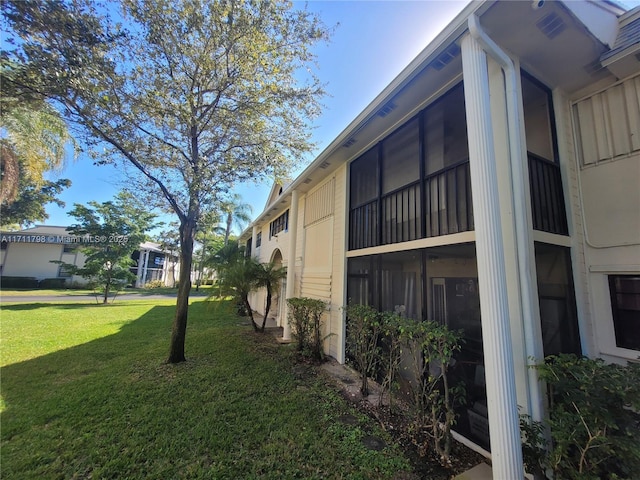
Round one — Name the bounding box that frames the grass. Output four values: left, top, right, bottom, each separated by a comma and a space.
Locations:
0, 286, 214, 297
1, 299, 412, 479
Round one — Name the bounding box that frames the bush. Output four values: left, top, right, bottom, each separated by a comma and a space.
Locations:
521, 354, 640, 479
399, 319, 465, 466
143, 280, 166, 289
0, 276, 39, 288
287, 297, 327, 361
343, 303, 383, 397
39, 278, 67, 289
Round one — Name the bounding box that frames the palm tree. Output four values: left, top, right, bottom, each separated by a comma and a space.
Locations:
1, 103, 76, 203
220, 194, 252, 245
254, 261, 287, 332
217, 256, 261, 331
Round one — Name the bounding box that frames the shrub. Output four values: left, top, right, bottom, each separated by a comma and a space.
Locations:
378, 311, 413, 407
0, 276, 39, 288
39, 278, 67, 289
343, 303, 383, 397
521, 354, 640, 479
287, 297, 327, 361
399, 320, 465, 467
143, 280, 165, 289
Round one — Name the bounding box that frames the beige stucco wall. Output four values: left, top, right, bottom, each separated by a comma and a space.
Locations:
560, 78, 640, 363
580, 153, 640, 363
1, 242, 87, 284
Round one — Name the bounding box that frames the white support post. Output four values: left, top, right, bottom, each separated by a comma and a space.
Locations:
283, 189, 299, 341
461, 32, 525, 479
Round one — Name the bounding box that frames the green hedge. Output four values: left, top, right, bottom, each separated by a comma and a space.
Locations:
39, 278, 67, 289
0, 276, 40, 288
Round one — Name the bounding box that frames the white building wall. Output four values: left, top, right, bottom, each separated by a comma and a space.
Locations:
570, 75, 640, 364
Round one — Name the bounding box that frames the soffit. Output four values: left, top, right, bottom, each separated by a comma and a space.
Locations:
479, 1, 616, 93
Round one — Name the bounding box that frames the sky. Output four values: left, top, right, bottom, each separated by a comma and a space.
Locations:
40, 0, 471, 234
38, 0, 640, 235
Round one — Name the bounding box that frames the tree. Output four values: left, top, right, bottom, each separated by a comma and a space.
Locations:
217, 255, 261, 331
220, 194, 252, 246
0, 103, 75, 193
3, 0, 329, 363
1, 66, 75, 224
254, 261, 287, 332
0, 176, 71, 228
57, 191, 157, 303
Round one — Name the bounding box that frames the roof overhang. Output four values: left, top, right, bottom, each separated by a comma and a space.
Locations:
241, 0, 626, 240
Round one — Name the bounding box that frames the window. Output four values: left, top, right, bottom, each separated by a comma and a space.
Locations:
348, 81, 472, 250
63, 243, 78, 253
256, 232, 262, 248
382, 119, 419, 194
424, 83, 469, 175
245, 238, 252, 257
269, 210, 289, 239
522, 72, 557, 163
346, 243, 487, 448
1, 241, 7, 251
534, 243, 581, 356
609, 275, 640, 351
58, 264, 73, 278
522, 72, 567, 235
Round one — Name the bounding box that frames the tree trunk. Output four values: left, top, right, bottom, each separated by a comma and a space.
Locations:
103, 273, 110, 304
242, 294, 259, 332
261, 283, 272, 332
166, 216, 196, 363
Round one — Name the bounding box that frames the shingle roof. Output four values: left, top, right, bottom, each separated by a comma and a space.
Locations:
601, 8, 640, 62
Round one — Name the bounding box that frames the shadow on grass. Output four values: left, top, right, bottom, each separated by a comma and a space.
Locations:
1, 298, 414, 480
1, 300, 247, 476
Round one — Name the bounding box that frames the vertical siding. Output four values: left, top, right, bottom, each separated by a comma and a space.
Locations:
573, 75, 640, 165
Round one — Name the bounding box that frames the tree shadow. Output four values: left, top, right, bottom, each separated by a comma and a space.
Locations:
0, 299, 244, 478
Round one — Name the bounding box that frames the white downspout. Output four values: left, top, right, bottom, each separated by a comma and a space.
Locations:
468, 15, 546, 425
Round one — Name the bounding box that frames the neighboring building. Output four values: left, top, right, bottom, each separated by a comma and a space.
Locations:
240, 1, 640, 475
0, 225, 178, 287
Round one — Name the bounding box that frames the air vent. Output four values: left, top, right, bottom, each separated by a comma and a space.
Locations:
343, 138, 357, 148
377, 102, 396, 118
303, 178, 313, 184
536, 12, 566, 39
318, 161, 330, 169
430, 44, 460, 71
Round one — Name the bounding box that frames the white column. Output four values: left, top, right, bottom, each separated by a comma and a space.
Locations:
141, 249, 150, 287
251, 225, 258, 259
461, 32, 525, 479
136, 249, 146, 288
283, 189, 299, 341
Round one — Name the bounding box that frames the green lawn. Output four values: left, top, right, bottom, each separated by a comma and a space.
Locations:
1, 299, 411, 479
0, 286, 213, 297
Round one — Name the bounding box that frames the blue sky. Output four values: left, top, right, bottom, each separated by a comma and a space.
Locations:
41, 0, 639, 235
42, 0, 470, 233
